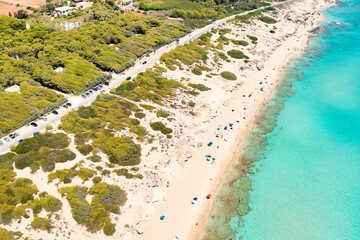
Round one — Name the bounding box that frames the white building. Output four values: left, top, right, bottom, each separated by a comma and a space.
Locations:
55, 6, 75, 15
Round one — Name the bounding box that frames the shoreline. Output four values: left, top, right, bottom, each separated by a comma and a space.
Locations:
138, 0, 336, 239
191, 0, 336, 239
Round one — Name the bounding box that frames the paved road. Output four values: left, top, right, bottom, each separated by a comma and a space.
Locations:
0, 0, 297, 154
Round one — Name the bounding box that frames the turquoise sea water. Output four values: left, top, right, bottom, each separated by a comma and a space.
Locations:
235, 0, 360, 239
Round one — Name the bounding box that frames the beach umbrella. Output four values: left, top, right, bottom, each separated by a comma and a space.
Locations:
206, 194, 212, 199
224, 126, 228, 130
216, 133, 220, 137
208, 142, 213, 146
217, 127, 221, 130
229, 123, 233, 126
224, 138, 228, 141
207, 158, 211, 161
160, 214, 167, 220
236, 119, 240, 122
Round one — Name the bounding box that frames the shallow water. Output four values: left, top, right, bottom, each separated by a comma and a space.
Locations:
202, 0, 360, 239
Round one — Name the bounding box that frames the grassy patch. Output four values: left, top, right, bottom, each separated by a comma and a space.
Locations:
188, 83, 211, 91
258, 16, 277, 24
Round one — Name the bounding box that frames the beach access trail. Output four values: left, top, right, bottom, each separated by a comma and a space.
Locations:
0, 0, 299, 155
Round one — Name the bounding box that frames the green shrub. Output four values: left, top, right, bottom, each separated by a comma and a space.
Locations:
103, 223, 116, 236
231, 40, 249, 46
131, 118, 141, 126
96, 166, 103, 171
161, 128, 173, 135
92, 177, 102, 184
94, 136, 141, 166
134, 112, 146, 119
150, 122, 166, 131
14, 132, 69, 154
156, 110, 170, 118
102, 169, 111, 175
31, 216, 53, 232
188, 83, 211, 91
0, 152, 16, 169
113, 168, 143, 179
218, 52, 228, 60
189, 101, 196, 107
187, 90, 200, 96
246, 35, 258, 44
192, 68, 202, 75
88, 155, 101, 162
221, 71, 237, 81
140, 104, 156, 110
258, 16, 277, 24
77, 144, 93, 156
227, 50, 249, 59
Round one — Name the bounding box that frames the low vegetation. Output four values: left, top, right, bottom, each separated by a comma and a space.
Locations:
0, 169, 62, 225
60, 183, 127, 234
113, 168, 143, 179
227, 50, 249, 59
12, 133, 76, 172
188, 83, 211, 91
48, 164, 97, 184
111, 70, 185, 104
221, 71, 238, 81
258, 16, 277, 24
60, 95, 144, 166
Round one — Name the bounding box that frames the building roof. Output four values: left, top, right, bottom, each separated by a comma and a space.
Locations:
55, 6, 75, 12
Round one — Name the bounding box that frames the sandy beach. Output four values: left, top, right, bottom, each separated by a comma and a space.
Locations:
1, 0, 336, 239
135, 0, 335, 239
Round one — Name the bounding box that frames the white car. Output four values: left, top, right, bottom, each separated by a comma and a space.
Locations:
0, 140, 3, 146
40, 116, 47, 121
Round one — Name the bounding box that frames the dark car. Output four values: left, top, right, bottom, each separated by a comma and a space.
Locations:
33, 132, 40, 136
9, 134, 15, 139
93, 87, 99, 91
126, 76, 131, 80
143, 61, 147, 65
66, 102, 72, 107
18, 139, 23, 143
104, 82, 109, 86
52, 110, 58, 115
98, 85, 103, 89
0, 140, 3, 146
63, 104, 68, 108
85, 92, 90, 96
89, 90, 93, 94
30, 122, 38, 127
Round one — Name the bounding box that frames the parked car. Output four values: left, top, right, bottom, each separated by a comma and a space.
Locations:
18, 139, 23, 143
4, 137, 10, 142
40, 116, 47, 121
100, 90, 105, 93
30, 122, 38, 127
93, 87, 99, 91
63, 104, 68, 108
33, 132, 40, 136
0, 140, 3, 146
191, 197, 198, 205
89, 90, 93, 94
126, 76, 131, 80
82, 94, 87, 98
9, 133, 15, 139
98, 85, 103, 89
66, 102, 72, 107
143, 61, 147, 65
104, 82, 109, 86
52, 110, 58, 115
85, 93, 90, 96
